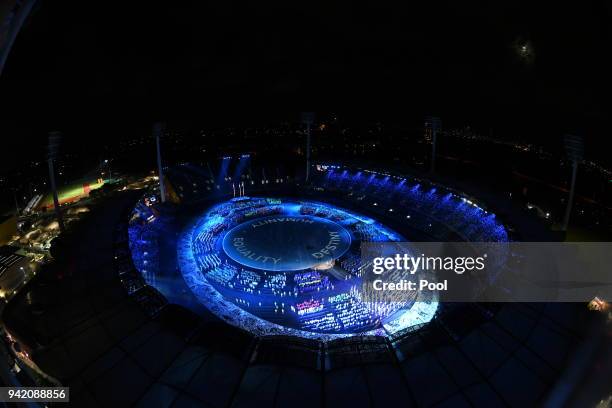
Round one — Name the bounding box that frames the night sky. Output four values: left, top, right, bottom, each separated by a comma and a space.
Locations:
0, 1, 611, 171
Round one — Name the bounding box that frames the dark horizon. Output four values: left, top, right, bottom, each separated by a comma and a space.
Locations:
1, 1, 611, 172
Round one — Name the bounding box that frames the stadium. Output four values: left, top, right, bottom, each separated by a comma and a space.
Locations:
11, 156, 574, 406
1, 2, 610, 407
129, 163, 510, 342
0, 152, 606, 407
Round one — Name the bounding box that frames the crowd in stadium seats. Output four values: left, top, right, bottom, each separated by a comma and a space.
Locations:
165, 164, 296, 204
114, 198, 167, 316
315, 166, 509, 243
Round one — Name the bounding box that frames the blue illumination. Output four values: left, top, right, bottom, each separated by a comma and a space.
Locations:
222, 215, 352, 271
314, 164, 508, 243
175, 198, 437, 340
233, 154, 250, 180
218, 156, 231, 184
132, 164, 509, 341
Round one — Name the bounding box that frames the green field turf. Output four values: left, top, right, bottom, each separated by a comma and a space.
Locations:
38, 179, 106, 209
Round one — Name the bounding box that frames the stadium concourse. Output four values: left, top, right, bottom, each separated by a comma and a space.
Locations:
1, 162, 599, 407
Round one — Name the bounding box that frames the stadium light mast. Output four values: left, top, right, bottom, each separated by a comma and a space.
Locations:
47, 131, 64, 232
425, 116, 442, 173
154, 122, 167, 203
301, 112, 315, 182
12, 189, 20, 215
206, 162, 215, 180
562, 134, 583, 232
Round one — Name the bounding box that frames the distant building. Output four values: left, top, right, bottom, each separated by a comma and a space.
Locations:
0, 246, 28, 298
0, 214, 17, 245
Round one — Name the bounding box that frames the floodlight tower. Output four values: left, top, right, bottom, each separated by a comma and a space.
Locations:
153, 122, 167, 203
425, 116, 442, 173
206, 162, 215, 180
562, 134, 584, 232
301, 112, 315, 182
47, 131, 64, 232
12, 189, 20, 214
